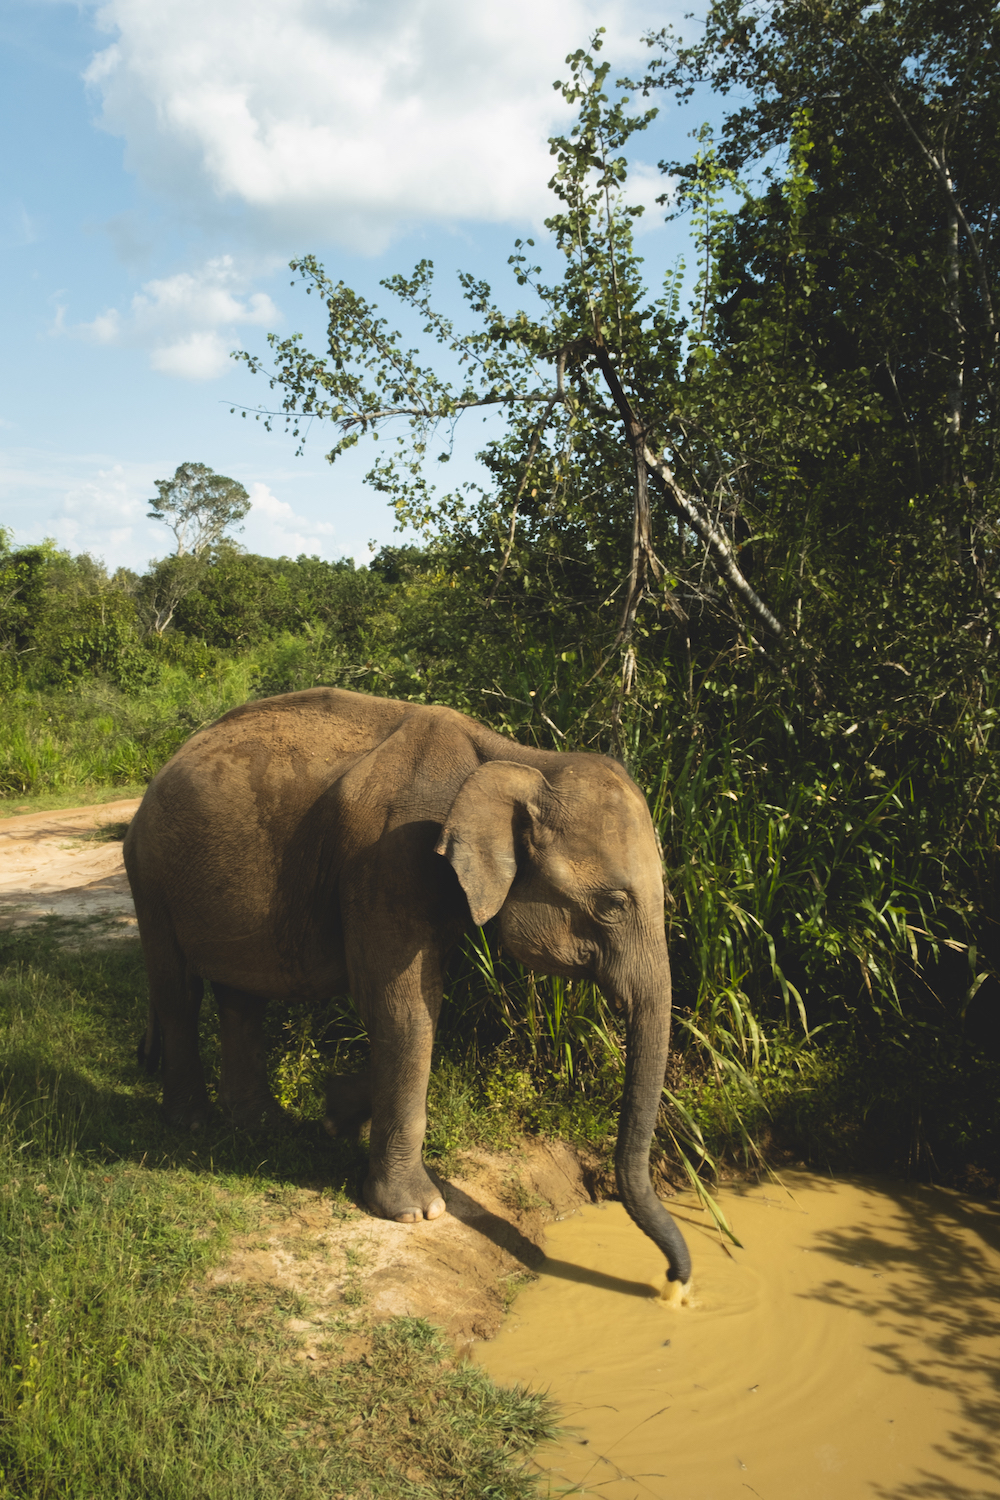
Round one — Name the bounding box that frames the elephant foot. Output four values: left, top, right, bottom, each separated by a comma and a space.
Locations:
363, 1165, 446, 1224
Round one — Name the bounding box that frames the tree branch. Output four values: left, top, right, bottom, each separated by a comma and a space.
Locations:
589, 339, 778, 637
642, 444, 784, 638
228, 388, 588, 429
486, 388, 566, 608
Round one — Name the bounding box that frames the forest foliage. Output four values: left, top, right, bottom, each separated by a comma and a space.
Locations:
2, 2, 999, 1183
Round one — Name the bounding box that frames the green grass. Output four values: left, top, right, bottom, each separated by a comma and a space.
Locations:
0, 664, 259, 802
0, 786, 147, 817
0, 924, 557, 1499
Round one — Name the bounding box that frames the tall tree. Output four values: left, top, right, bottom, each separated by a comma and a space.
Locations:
148, 462, 251, 558
643, 0, 1000, 514
236, 34, 786, 688
629, 0, 1000, 892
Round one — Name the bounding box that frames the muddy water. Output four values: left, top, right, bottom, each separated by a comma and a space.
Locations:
477, 1173, 1000, 1498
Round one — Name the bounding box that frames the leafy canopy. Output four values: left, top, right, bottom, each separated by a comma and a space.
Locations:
234, 33, 782, 659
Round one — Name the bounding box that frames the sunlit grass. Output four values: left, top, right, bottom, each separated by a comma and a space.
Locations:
0, 662, 259, 801
0, 926, 557, 1499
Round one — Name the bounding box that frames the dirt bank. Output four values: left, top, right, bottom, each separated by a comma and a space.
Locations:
204, 1140, 595, 1349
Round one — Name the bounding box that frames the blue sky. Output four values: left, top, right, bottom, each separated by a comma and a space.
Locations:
2, 0, 709, 572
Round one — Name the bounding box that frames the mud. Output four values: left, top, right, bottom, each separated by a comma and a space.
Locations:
478, 1172, 1000, 1499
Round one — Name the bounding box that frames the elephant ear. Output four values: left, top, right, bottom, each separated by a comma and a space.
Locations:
435, 762, 552, 926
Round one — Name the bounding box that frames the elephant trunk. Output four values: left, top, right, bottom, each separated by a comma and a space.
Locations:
615, 978, 692, 1284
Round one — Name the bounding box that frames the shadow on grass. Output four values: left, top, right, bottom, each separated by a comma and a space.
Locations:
0, 921, 369, 1203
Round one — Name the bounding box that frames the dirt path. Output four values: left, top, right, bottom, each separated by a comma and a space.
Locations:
0, 798, 141, 931
0, 798, 602, 1346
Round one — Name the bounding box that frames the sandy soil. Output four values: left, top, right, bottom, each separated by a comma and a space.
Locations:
204, 1141, 595, 1350
0, 798, 605, 1346
0, 798, 142, 932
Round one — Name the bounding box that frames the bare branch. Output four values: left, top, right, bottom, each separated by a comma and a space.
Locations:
228, 388, 579, 431
642, 444, 784, 638
589, 339, 771, 635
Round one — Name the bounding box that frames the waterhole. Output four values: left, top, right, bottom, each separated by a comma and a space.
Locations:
477, 1172, 1000, 1498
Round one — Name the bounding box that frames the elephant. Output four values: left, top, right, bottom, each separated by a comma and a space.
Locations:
124, 686, 691, 1285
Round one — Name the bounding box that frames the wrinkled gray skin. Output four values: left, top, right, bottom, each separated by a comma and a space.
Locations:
124, 688, 691, 1283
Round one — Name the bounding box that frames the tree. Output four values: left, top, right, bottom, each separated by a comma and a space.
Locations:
147, 462, 251, 557
134, 552, 211, 636
643, 0, 1000, 517
0, 545, 48, 688
235, 35, 784, 684
635, 0, 1000, 773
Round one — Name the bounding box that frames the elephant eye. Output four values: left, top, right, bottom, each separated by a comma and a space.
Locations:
596, 890, 629, 921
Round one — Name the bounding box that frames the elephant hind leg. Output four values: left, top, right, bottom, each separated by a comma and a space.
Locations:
147, 970, 209, 1128
323, 1069, 372, 1138
137, 1006, 162, 1074
132, 888, 210, 1127
214, 983, 286, 1130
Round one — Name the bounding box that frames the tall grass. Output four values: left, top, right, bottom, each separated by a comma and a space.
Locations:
654, 738, 954, 1064
449, 928, 624, 1086
0, 660, 260, 799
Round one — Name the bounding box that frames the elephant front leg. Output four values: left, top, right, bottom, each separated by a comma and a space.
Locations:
361, 994, 446, 1224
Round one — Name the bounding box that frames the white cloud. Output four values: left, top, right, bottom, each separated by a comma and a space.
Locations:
0, 449, 162, 566
627, 162, 677, 235
242, 481, 369, 564
76, 254, 277, 379
148, 331, 231, 379
58, 464, 146, 556
85, 0, 678, 252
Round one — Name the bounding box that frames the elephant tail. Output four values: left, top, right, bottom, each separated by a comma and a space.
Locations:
137, 1009, 162, 1075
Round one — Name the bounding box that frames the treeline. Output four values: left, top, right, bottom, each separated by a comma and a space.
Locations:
0, 539, 406, 693
0, 525, 583, 796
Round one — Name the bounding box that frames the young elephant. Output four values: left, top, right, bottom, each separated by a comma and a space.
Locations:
125, 687, 691, 1284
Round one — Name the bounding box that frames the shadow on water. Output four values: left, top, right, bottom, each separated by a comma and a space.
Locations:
537, 1256, 657, 1298
800, 1178, 1000, 1500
